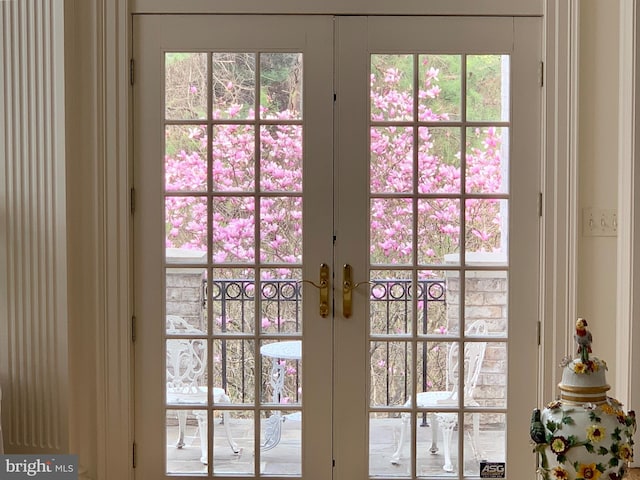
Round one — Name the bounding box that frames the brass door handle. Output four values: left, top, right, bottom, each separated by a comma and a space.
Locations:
342, 264, 371, 318
299, 263, 330, 318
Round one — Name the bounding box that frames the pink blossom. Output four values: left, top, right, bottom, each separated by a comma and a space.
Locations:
166, 62, 504, 260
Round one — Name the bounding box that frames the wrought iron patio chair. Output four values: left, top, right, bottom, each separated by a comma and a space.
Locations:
166, 315, 239, 464
390, 319, 488, 472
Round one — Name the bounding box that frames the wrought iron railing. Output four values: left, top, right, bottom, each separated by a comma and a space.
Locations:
205, 278, 446, 405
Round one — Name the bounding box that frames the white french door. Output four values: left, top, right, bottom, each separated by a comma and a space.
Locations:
133, 15, 541, 480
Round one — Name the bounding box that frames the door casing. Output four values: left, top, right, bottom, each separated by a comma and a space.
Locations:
136, 11, 540, 478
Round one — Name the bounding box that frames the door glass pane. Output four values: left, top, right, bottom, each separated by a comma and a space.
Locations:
260, 268, 302, 334
164, 51, 304, 476
166, 409, 207, 474
370, 340, 412, 407
260, 410, 302, 475
211, 125, 255, 191
418, 126, 461, 194
368, 53, 509, 477
260, 125, 303, 192
418, 55, 462, 122
468, 342, 506, 408
211, 53, 256, 120
260, 197, 303, 263
371, 54, 413, 121
370, 198, 413, 265
417, 198, 461, 265
465, 126, 508, 195
212, 410, 254, 476
465, 198, 507, 256
213, 339, 256, 403
165, 125, 208, 192
370, 412, 406, 477
415, 411, 460, 476
165, 52, 207, 120
166, 196, 208, 253
260, 53, 303, 120
466, 55, 510, 122
418, 270, 450, 336
371, 126, 413, 194
370, 270, 413, 336
210, 268, 255, 334
463, 413, 506, 477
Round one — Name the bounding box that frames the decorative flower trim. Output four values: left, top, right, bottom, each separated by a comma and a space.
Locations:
585, 425, 605, 442
536, 398, 636, 480
560, 355, 573, 368
575, 462, 602, 480
550, 436, 571, 456
607, 397, 622, 409
547, 400, 563, 410
571, 358, 606, 374
552, 466, 569, 479
572, 362, 588, 374
613, 465, 628, 480
617, 443, 633, 462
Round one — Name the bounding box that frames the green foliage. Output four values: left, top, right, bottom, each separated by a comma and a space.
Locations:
612, 427, 622, 441
466, 55, 504, 121
589, 411, 601, 423
546, 420, 558, 433
371, 54, 413, 91
166, 52, 192, 65
422, 55, 462, 117
260, 53, 302, 116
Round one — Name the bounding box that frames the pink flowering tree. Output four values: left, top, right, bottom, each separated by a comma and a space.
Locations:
164, 52, 505, 403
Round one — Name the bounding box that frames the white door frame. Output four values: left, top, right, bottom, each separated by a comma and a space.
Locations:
62, 1, 581, 479
617, 0, 639, 467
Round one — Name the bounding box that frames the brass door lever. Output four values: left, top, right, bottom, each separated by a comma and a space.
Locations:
299, 263, 330, 317
342, 264, 371, 318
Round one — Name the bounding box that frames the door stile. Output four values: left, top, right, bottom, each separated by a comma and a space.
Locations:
333, 16, 371, 480
297, 15, 336, 480
505, 16, 543, 475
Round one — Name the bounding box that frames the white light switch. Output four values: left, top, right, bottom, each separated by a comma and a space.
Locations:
583, 207, 617, 237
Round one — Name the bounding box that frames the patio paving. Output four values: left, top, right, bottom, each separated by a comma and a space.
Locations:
166, 416, 505, 478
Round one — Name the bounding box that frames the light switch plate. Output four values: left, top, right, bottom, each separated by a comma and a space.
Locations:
583, 207, 617, 237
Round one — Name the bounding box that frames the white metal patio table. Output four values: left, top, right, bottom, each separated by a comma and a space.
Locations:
260, 340, 302, 451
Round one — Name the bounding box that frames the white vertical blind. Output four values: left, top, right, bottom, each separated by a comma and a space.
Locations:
0, 0, 68, 452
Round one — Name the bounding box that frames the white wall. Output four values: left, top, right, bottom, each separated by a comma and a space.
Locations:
578, 0, 621, 392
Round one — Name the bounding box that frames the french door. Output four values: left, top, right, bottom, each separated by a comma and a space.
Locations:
133, 15, 541, 480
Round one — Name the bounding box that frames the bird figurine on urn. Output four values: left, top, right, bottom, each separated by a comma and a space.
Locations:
532, 318, 636, 480
574, 318, 593, 365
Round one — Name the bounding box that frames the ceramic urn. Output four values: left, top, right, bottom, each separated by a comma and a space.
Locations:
532, 319, 636, 480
